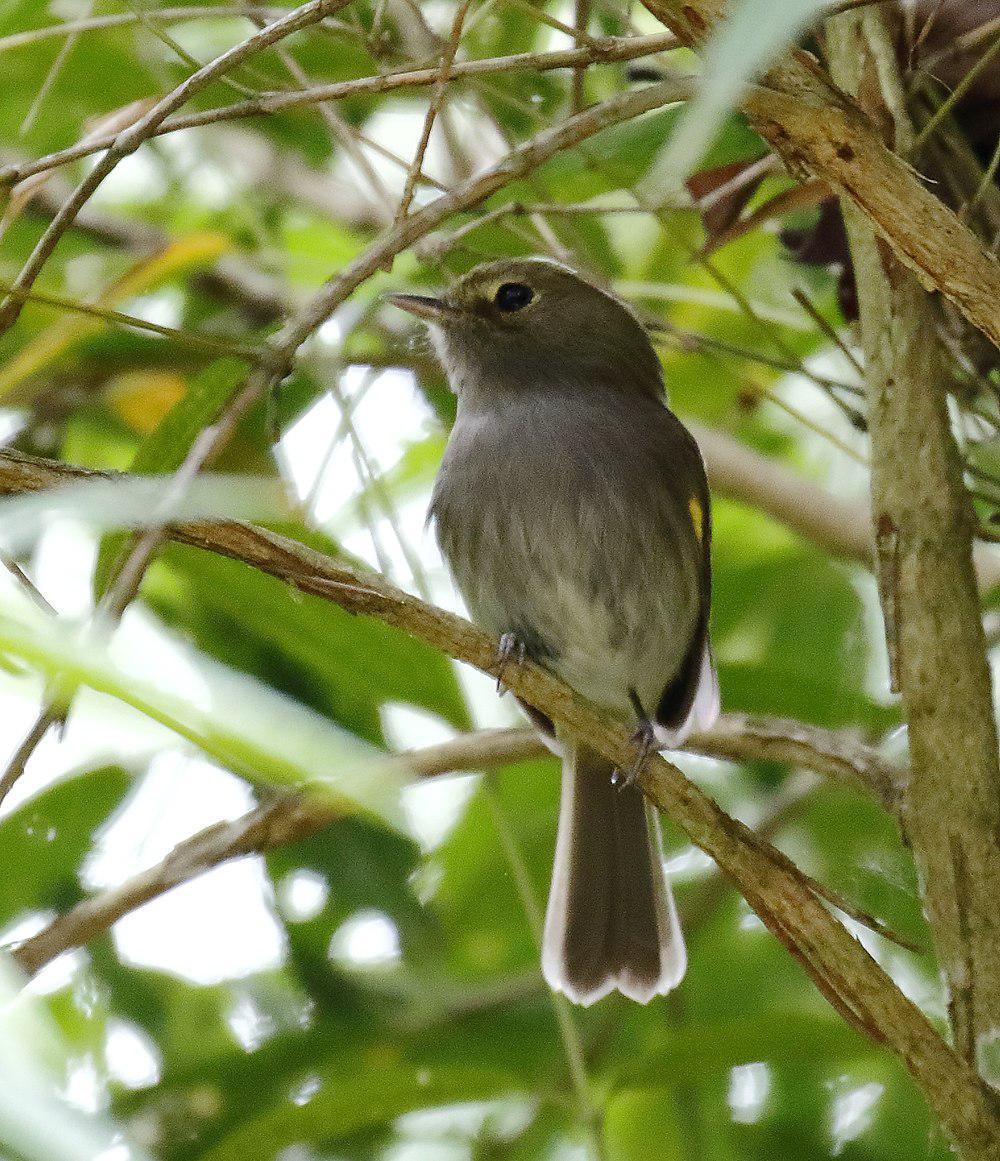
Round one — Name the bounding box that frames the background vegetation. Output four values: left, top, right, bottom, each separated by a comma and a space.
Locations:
0, 0, 998, 1157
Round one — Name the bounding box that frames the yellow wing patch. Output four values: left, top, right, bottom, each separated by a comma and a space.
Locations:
689, 496, 704, 545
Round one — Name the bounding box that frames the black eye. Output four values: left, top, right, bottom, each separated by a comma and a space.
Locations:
494, 282, 534, 312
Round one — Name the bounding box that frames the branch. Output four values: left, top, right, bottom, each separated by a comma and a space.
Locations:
0, 445, 907, 814
641, 0, 1000, 356
9, 726, 543, 976
10, 716, 907, 976
689, 710, 902, 811
827, 8, 1000, 1086
0, 0, 354, 335
0, 34, 680, 189
0, 455, 995, 1154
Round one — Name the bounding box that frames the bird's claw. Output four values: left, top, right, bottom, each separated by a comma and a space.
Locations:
495, 632, 526, 693
616, 719, 657, 790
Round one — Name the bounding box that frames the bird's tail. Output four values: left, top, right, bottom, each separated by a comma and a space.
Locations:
541, 735, 686, 1005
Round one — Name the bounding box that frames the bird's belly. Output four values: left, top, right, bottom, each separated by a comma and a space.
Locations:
444, 508, 695, 718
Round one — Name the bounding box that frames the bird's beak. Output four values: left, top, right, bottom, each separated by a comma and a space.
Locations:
386, 293, 457, 322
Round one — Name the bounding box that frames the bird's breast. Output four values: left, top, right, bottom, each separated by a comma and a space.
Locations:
431, 394, 703, 713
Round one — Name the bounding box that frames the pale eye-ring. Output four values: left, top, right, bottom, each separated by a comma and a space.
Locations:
494, 282, 534, 312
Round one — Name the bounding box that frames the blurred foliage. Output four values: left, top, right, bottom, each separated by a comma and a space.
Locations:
0, 0, 975, 1156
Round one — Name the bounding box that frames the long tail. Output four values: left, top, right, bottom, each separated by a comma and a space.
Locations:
541, 736, 686, 1005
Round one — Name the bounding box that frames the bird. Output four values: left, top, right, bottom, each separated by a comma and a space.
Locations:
388, 257, 718, 1005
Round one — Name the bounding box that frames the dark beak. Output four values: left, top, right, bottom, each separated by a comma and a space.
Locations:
385, 292, 457, 322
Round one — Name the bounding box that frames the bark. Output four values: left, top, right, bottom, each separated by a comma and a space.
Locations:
823, 9, 1000, 1087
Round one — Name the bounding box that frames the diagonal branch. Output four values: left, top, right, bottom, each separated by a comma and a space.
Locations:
0, 0, 355, 336
0, 442, 909, 813
395, 0, 472, 222
9, 724, 913, 973
9, 727, 545, 977
1, 470, 997, 1154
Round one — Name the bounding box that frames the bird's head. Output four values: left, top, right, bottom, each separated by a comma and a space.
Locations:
388, 257, 664, 402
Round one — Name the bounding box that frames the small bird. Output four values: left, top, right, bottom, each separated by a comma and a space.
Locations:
389, 258, 718, 1005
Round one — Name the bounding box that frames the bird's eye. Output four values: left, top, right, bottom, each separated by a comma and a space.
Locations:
494, 282, 534, 312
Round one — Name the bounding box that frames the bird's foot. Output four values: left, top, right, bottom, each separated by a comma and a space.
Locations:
615, 690, 657, 790
495, 632, 527, 693
614, 718, 657, 790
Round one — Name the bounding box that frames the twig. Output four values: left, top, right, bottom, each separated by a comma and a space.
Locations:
688, 711, 902, 812
243, 3, 397, 223
911, 28, 1000, 153
0, 279, 266, 363
2, 557, 57, 617
0, 33, 681, 187
0, 0, 355, 336
0, 6, 288, 52
791, 286, 865, 377
0, 706, 63, 806
572, 0, 591, 111
395, 0, 472, 223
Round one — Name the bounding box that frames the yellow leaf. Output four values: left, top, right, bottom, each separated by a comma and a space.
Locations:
104, 370, 188, 434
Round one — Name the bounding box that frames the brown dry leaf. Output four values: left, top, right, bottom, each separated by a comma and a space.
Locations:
700, 178, 831, 256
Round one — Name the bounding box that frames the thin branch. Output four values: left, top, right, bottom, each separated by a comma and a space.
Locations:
480, 781, 599, 1132
8, 713, 910, 977
0, 0, 355, 336
689, 711, 902, 812
572, 0, 592, 111
0, 279, 267, 363
19, 182, 290, 322
395, 0, 472, 222
8, 727, 544, 976
0, 706, 63, 806
0, 6, 288, 52
243, 4, 397, 223
911, 28, 1000, 152
2, 556, 57, 617
0, 33, 680, 188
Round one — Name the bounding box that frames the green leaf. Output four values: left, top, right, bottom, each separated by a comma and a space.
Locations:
604, 1088, 685, 1160
197, 1064, 520, 1161
0, 956, 154, 1161
0, 765, 130, 928
0, 607, 409, 830
147, 541, 470, 744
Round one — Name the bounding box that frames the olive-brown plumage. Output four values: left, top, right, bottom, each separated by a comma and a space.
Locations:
391, 258, 718, 1004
